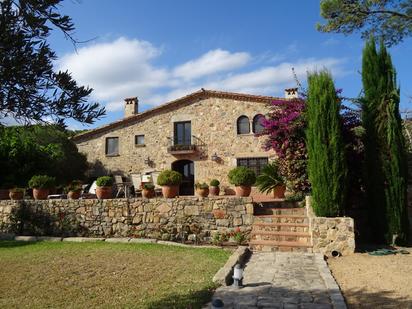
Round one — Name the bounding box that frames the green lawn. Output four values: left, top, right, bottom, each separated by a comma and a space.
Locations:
0, 241, 230, 309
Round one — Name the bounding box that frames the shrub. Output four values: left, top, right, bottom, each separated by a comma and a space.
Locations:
195, 182, 209, 189
96, 176, 113, 187
157, 170, 182, 186
256, 162, 285, 194
9, 187, 25, 193
210, 179, 220, 186
285, 192, 305, 202
228, 167, 256, 186
64, 181, 82, 193
143, 183, 155, 190
28, 175, 56, 189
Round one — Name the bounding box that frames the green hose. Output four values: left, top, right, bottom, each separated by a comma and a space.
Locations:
368, 248, 410, 256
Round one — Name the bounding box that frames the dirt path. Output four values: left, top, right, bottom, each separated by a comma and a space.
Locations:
328, 249, 412, 308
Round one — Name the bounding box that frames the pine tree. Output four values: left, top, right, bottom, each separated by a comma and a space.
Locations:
362, 37, 409, 244
306, 70, 348, 217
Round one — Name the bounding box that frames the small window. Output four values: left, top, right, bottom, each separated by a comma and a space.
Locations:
135, 135, 145, 146
105, 137, 119, 156
237, 116, 250, 134
237, 157, 268, 177
253, 114, 265, 134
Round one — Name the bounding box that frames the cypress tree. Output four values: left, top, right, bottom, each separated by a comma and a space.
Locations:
362, 37, 409, 244
306, 70, 348, 217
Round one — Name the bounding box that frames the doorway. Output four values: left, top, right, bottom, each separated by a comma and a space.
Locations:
171, 160, 194, 195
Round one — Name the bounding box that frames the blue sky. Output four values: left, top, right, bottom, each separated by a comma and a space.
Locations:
51, 0, 412, 129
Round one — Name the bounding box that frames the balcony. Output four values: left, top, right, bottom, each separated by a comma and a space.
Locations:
167, 135, 199, 155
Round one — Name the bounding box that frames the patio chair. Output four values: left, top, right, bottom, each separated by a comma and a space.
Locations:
130, 173, 142, 197
150, 171, 163, 197
81, 180, 97, 199
114, 175, 132, 198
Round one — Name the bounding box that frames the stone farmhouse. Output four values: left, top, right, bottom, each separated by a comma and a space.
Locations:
72, 88, 298, 196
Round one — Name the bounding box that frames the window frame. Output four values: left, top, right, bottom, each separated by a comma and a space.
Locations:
236, 157, 269, 177
135, 134, 145, 147
105, 137, 119, 156
252, 114, 265, 134
237, 115, 250, 135
174, 121, 192, 145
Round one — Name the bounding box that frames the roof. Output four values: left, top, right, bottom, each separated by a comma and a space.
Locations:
72, 89, 284, 142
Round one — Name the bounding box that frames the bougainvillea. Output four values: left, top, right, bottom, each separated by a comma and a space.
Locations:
258, 98, 309, 193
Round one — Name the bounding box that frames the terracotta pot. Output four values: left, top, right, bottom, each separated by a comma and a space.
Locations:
33, 188, 49, 200
162, 185, 179, 198
209, 186, 220, 196
273, 184, 286, 199
0, 189, 9, 200
9, 191, 24, 200
142, 188, 155, 198
67, 190, 81, 200
235, 185, 251, 197
196, 188, 209, 197
96, 186, 112, 199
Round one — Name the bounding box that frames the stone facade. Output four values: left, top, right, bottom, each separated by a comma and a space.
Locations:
0, 197, 254, 241
72, 90, 282, 191
306, 196, 355, 256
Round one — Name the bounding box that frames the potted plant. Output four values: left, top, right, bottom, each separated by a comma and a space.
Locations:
28, 175, 56, 200
256, 162, 287, 198
228, 166, 256, 197
209, 179, 220, 196
157, 170, 182, 198
0, 177, 13, 200
65, 180, 82, 200
9, 187, 25, 200
142, 183, 155, 198
95, 176, 113, 199
195, 182, 209, 197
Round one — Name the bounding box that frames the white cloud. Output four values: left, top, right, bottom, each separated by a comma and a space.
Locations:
58, 37, 348, 114
173, 49, 251, 80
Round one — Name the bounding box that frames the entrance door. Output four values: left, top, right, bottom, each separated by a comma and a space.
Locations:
172, 160, 194, 196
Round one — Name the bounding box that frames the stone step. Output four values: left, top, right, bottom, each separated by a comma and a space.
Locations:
252, 222, 310, 233
251, 234, 311, 243
255, 200, 301, 209
249, 240, 313, 252
254, 207, 306, 216
250, 230, 311, 237
254, 214, 309, 224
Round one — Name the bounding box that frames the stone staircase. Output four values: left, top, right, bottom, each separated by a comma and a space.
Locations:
249, 201, 313, 252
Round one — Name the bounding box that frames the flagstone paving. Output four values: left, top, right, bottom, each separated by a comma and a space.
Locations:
207, 252, 346, 309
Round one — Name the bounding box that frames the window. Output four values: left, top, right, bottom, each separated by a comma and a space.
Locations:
253, 114, 265, 134
174, 121, 191, 145
135, 135, 145, 146
237, 116, 250, 134
237, 157, 268, 177
105, 137, 119, 156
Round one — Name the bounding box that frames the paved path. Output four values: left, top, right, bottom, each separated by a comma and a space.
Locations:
208, 252, 346, 309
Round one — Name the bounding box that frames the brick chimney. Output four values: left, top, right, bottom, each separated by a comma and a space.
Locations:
124, 97, 138, 118
284, 88, 298, 99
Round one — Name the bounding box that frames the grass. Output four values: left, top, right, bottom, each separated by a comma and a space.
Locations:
0, 241, 231, 308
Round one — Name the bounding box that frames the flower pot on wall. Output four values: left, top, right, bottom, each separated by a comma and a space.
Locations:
209, 186, 220, 196
67, 190, 81, 200
96, 186, 112, 199
273, 185, 286, 199
0, 189, 9, 200
9, 190, 24, 200
162, 185, 179, 198
33, 188, 49, 200
142, 188, 155, 198
235, 186, 251, 197
196, 188, 209, 197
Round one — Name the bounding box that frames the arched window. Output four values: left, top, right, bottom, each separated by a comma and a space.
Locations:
253, 114, 265, 134
237, 116, 250, 134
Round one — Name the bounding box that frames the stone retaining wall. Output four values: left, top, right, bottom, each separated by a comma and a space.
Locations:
0, 197, 254, 242
306, 196, 355, 256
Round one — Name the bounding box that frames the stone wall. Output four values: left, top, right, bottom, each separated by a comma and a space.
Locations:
74, 95, 276, 189
305, 197, 355, 256
0, 197, 254, 241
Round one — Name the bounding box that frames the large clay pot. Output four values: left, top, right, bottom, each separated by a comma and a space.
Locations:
235, 185, 251, 197
67, 190, 81, 200
196, 188, 209, 197
96, 186, 112, 199
162, 185, 179, 198
209, 186, 220, 196
0, 189, 9, 200
142, 188, 155, 198
33, 188, 49, 200
273, 185, 286, 199
9, 190, 24, 200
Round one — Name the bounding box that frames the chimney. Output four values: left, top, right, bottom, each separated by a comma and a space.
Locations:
124, 97, 138, 118
284, 88, 298, 99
